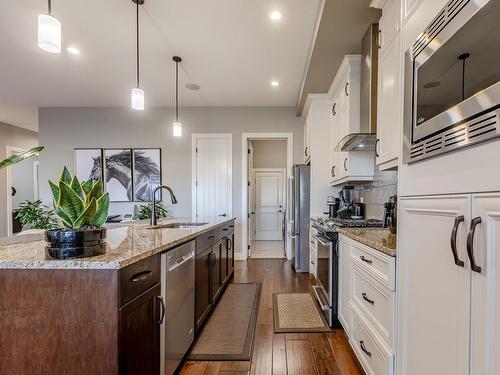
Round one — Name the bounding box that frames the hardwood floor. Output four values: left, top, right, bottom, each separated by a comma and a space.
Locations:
179, 258, 364, 375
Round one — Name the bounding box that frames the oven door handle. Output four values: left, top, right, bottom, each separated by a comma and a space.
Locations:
312, 235, 332, 247
312, 285, 330, 311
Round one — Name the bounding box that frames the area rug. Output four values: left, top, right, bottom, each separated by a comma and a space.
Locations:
273, 293, 330, 333
187, 283, 261, 361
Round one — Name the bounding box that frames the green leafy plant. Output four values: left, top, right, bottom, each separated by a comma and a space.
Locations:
13, 200, 58, 230
135, 201, 169, 220
49, 167, 109, 229
0, 146, 44, 170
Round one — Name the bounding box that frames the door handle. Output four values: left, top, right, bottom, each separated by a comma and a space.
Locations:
157, 296, 166, 325
277, 210, 282, 213
467, 217, 482, 273
218, 213, 227, 217
450, 215, 465, 267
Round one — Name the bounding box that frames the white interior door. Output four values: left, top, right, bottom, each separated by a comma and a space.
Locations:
255, 170, 283, 241
193, 135, 232, 220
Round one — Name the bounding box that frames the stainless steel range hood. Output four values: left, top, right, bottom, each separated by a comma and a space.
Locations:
335, 24, 379, 152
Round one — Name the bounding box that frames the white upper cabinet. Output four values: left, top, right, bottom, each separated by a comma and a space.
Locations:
470, 193, 500, 375
375, 0, 402, 171
329, 55, 375, 186
304, 115, 311, 164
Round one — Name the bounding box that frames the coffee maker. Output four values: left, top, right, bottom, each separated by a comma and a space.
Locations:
325, 196, 340, 217
337, 186, 354, 218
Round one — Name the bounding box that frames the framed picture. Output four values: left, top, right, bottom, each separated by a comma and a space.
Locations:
104, 149, 133, 202
133, 148, 162, 202
74, 149, 103, 183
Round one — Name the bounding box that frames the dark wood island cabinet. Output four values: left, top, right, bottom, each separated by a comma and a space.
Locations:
0, 218, 235, 375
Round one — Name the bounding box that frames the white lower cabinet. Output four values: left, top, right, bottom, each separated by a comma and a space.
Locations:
398, 193, 500, 375
338, 234, 396, 375
350, 304, 394, 375
338, 235, 352, 334
309, 224, 318, 277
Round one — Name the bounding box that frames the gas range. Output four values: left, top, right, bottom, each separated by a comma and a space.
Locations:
311, 216, 383, 232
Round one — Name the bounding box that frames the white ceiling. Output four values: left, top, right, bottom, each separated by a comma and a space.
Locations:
0, 0, 322, 131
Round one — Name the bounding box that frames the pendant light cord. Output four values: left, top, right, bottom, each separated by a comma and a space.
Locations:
136, 2, 140, 88
175, 60, 179, 121
48, 0, 52, 14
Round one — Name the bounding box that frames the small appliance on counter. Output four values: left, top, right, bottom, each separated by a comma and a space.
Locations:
349, 201, 365, 219
337, 186, 354, 219
325, 196, 340, 218
383, 195, 397, 234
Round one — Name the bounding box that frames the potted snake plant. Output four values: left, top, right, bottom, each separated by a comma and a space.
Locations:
46, 167, 110, 259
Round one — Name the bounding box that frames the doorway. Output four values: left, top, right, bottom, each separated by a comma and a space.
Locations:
245, 138, 290, 259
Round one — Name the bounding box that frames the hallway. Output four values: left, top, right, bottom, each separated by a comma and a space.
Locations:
250, 241, 285, 259
180, 258, 364, 375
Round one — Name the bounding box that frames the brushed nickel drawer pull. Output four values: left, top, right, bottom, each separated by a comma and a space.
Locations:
130, 270, 152, 283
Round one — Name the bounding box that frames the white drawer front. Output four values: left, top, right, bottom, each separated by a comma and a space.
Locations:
350, 304, 394, 375
350, 240, 396, 291
351, 263, 395, 349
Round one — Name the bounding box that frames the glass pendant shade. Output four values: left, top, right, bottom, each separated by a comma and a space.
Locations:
131, 87, 145, 110
38, 14, 61, 53
173, 121, 182, 137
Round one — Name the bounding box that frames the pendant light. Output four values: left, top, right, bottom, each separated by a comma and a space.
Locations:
172, 56, 182, 137
38, 0, 61, 53
131, 0, 145, 110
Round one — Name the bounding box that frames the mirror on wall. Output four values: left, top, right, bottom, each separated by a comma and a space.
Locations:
7, 147, 40, 236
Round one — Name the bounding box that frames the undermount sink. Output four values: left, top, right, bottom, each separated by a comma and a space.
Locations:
147, 222, 209, 229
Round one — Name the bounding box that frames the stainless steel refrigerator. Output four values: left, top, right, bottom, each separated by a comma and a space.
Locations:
288, 164, 310, 273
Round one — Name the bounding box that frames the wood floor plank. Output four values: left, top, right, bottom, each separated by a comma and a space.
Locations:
220, 362, 251, 371
272, 333, 287, 375
179, 361, 209, 375
180, 259, 362, 375
203, 361, 222, 375
286, 339, 318, 375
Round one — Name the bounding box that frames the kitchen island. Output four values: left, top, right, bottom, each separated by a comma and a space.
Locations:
0, 217, 235, 375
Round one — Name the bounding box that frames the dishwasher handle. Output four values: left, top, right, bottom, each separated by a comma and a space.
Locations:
168, 251, 194, 272
157, 295, 165, 325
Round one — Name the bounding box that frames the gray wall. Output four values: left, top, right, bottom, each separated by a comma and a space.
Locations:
38, 107, 303, 255
0, 122, 39, 236
251, 140, 287, 168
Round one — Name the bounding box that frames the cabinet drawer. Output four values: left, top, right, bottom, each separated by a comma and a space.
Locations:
196, 229, 218, 255
350, 240, 396, 291
120, 255, 160, 306
351, 264, 395, 349
350, 304, 394, 375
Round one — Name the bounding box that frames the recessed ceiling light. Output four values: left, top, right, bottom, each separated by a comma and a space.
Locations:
270, 10, 282, 20
67, 46, 80, 55
271, 81, 280, 87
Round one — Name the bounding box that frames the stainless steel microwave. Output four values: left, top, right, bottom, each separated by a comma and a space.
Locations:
403, 0, 500, 163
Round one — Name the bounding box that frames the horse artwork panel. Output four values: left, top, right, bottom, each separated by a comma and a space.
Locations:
103, 149, 133, 202
133, 149, 161, 202
74, 149, 103, 184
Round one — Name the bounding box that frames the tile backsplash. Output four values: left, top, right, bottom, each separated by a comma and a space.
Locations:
329, 169, 398, 220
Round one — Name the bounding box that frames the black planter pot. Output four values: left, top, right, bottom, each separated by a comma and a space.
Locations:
45, 228, 107, 260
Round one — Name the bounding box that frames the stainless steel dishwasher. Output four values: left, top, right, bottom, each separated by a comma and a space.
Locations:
160, 240, 195, 375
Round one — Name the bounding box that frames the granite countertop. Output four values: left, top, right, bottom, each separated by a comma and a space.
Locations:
336, 227, 396, 257
0, 217, 235, 270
